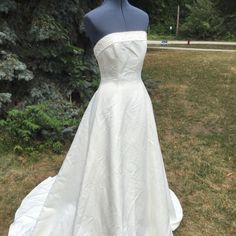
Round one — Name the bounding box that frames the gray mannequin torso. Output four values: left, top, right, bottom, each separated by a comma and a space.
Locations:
83, 0, 149, 48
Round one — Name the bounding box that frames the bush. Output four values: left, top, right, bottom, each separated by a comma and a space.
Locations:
180, 0, 223, 40
0, 100, 84, 157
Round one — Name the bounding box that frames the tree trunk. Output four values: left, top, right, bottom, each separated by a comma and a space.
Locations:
176, 4, 180, 37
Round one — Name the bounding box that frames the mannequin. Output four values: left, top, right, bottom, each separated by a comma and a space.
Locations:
83, 0, 149, 48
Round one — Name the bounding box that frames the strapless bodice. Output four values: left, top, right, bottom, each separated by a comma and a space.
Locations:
93, 31, 147, 83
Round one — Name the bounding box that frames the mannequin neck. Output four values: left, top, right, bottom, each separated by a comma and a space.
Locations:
103, 0, 129, 7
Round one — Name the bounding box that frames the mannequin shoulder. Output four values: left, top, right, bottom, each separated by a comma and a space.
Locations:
83, 5, 104, 22
83, 8, 101, 38
128, 6, 149, 28
83, 7, 109, 42
130, 5, 149, 19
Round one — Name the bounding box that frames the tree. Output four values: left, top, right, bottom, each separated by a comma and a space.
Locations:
180, 0, 223, 39
215, 0, 236, 39
0, 0, 100, 117
176, 1, 180, 37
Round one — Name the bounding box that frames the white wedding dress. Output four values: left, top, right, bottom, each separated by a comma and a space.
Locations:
8, 30, 183, 236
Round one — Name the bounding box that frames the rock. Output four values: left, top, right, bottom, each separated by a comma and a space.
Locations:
62, 126, 77, 140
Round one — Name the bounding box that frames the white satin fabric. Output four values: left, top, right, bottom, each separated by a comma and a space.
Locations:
8, 31, 183, 236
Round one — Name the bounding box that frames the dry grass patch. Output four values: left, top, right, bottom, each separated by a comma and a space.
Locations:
0, 152, 66, 236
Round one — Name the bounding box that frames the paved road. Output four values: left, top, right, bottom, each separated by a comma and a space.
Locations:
147, 40, 236, 52
148, 40, 236, 45
148, 46, 236, 52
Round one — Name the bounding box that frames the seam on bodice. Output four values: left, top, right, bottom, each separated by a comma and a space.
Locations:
93, 31, 147, 58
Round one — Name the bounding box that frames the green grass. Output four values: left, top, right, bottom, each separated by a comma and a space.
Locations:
1, 50, 236, 235
143, 50, 236, 235
147, 33, 176, 40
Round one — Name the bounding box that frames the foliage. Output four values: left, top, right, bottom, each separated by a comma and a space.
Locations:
0, 0, 16, 14
132, 0, 235, 40
132, 0, 177, 34
29, 15, 70, 42
0, 51, 34, 109
0, 0, 99, 119
0, 100, 84, 156
0, 92, 11, 109
179, 0, 223, 39
0, 20, 18, 46
0, 51, 34, 81
215, 0, 236, 40
23, 38, 99, 106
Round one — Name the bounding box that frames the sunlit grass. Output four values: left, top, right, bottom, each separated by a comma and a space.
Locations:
143, 50, 236, 235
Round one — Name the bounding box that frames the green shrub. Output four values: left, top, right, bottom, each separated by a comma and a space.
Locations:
52, 141, 63, 154
0, 100, 84, 157
180, 0, 223, 40
13, 145, 23, 155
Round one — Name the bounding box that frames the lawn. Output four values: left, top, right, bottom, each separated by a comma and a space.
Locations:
1, 50, 235, 236
143, 50, 236, 235
147, 33, 176, 40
